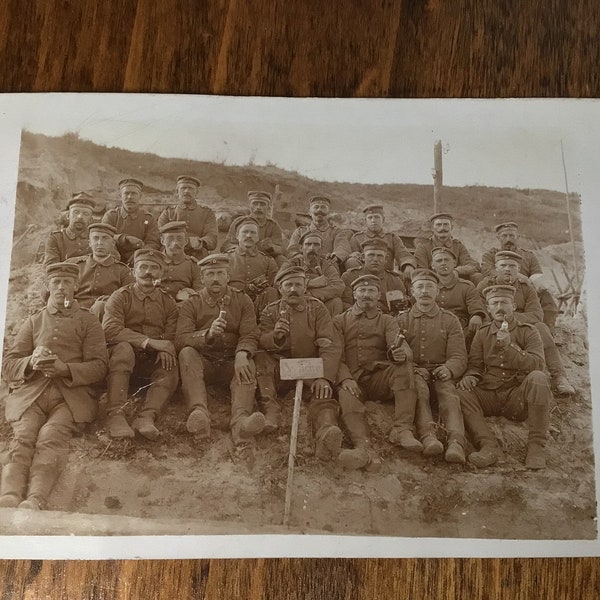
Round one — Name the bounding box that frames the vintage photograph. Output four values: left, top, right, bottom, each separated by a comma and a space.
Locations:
0, 96, 596, 552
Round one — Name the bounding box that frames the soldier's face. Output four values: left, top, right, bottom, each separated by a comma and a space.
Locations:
310, 201, 329, 220
89, 231, 115, 258
487, 296, 516, 321
134, 260, 162, 286
201, 267, 229, 295
302, 237, 322, 260
411, 279, 439, 309
47, 276, 78, 305
497, 230, 518, 249
236, 224, 259, 248
120, 185, 141, 212
161, 232, 187, 256
353, 284, 379, 309
365, 213, 384, 232
495, 259, 520, 283
363, 250, 386, 271
431, 253, 456, 275
279, 275, 307, 305
432, 218, 452, 239
177, 182, 198, 203
250, 200, 268, 217
69, 207, 93, 231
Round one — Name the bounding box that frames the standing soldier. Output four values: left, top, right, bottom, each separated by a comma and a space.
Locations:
44, 192, 95, 266
255, 266, 343, 459
158, 176, 217, 261
397, 269, 468, 462
102, 178, 161, 264
280, 231, 344, 317
334, 275, 417, 468
457, 285, 551, 469
414, 213, 482, 285
158, 221, 203, 301
287, 195, 351, 270
221, 191, 287, 266
481, 222, 558, 331
346, 204, 416, 275
102, 249, 179, 440
175, 254, 265, 446
0, 262, 108, 510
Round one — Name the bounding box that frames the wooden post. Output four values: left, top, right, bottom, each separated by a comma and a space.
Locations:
433, 140, 443, 214
560, 141, 581, 291
272, 183, 281, 220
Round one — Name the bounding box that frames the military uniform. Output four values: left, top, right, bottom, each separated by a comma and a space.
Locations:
102, 207, 161, 263
43, 227, 90, 266
341, 266, 407, 313
436, 272, 487, 329
414, 236, 481, 283
348, 230, 416, 272
160, 254, 203, 299
222, 216, 287, 263
288, 222, 351, 265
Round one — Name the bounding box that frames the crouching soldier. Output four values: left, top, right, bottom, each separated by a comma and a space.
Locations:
457, 285, 551, 470
175, 254, 265, 446
102, 249, 179, 440
0, 262, 108, 509
255, 266, 343, 461
334, 275, 417, 469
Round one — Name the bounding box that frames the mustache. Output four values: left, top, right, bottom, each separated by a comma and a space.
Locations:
287, 292, 301, 297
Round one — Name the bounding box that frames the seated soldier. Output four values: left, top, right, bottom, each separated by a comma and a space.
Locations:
102, 249, 179, 440
255, 266, 343, 460
477, 251, 574, 395
44, 192, 95, 266
0, 262, 108, 510
342, 238, 408, 314
226, 217, 279, 314
280, 231, 344, 317
335, 274, 417, 467
158, 221, 203, 301
397, 269, 468, 463
346, 204, 416, 276
221, 191, 287, 266
175, 254, 265, 447
458, 284, 552, 469
66, 222, 134, 320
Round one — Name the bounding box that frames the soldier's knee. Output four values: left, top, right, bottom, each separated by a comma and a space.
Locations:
109, 342, 136, 370
179, 346, 202, 368
254, 352, 275, 377
533, 322, 553, 345
524, 370, 550, 388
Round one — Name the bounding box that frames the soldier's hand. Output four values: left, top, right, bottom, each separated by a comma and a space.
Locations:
207, 315, 227, 341
414, 367, 430, 382
468, 315, 483, 335
234, 351, 254, 385
157, 351, 177, 370
496, 329, 511, 349
312, 378, 333, 399
124, 235, 144, 249
30, 346, 55, 371
273, 316, 290, 343
176, 288, 198, 302
39, 357, 70, 379
307, 275, 328, 288
457, 375, 478, 391
433, 365, 452, 381
391, 346, 407, 363
147, 339, 177, 355
257, 239, 274, 254
403, 265, 415, 276
340, 378, 361, 397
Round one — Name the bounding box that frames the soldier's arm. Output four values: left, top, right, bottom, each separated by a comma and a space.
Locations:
142, 215, 161, 251
465, 283, 487, 319
314, 303, 342, 382
174, 298, 207, 352
266, 257, 279, 286
163, 296, 179, 341
220, 217, 241, 252
287, 227, 303, 251
157, 208, 171, 229
413, 243, 430, 269
120, 264, 135, 286
190, 261, 203, 292
236, 294, 260, 355
102, 290, 149, 347
261, 221, 286, 257
1, 316, 36, 383
199, 208, 218, 251
506, 324, 545, 372
333, 315, 354, 384
454, 241, 479, 277
43, 233, 62, 266
464, 328, 485, 379
518, 284, 544, 323
480, 248, 497, 277
384, 315, 413, 361
331, 229, 352, 262
391, 235, 417, 270
526, 251, 543, 277
258, 305, 285, 350
310, 262, 344, 301
443, 313, 468, 378
341, 273, 354, 308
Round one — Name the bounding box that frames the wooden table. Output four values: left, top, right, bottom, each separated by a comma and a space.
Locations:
0, 1, 599, 597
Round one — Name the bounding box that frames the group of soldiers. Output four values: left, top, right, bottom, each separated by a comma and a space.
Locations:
0, 175, 576, 511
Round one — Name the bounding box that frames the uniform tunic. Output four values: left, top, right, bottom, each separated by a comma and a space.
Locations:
221, 216, 286, 259
227, 247, 279, 293
2, 301, 108, 423
414, 236, 479, 277
341, 266, 406, 312
158, 203, 218, 252
436, 272, 486, 328
102, 207, 161, 263
43, 227, 90, 266
477, 276, 543, 324
481, 246, 543, 278
160, 254, 203, 298
348, 230, 416, 271
288, 222, 351, 263
280, 256, 344, 303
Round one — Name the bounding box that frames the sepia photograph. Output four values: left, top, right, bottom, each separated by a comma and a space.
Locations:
0, 95, 597, 557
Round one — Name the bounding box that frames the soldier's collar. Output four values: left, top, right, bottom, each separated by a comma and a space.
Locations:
283, 297, 307, 311
164, 253, 186, 265
64, 226, 88, 240
351, 304, 379, 318
431, 235, 453, 247
199, 286, 232, 307
47, 299, 80, 315
411, 303, 440, 318
179, 200, 198, 211
92, 254, 115, 266
119, 206, 142, 220
437, 271, 459, 288
310, 222, 332, 232
237, 247, 258, 257
364, 230, 385, 238
132, 283, 160, 300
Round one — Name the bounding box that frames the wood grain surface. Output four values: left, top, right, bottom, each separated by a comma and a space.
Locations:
1, 0, 599, 597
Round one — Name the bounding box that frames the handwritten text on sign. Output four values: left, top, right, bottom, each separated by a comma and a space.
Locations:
279, 358, 324, 381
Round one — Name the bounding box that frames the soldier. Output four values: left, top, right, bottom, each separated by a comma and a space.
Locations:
414, 213, 482, 285
254, 266, 343, 459
0, 262, 108, 509
477, 251, 574, 395
481, 222, 558, 331
221, 191, 287, 266
158, 176, 217, 261
429, 246, 487, 347
102, 178, 161, 264
346, 204, 416, 275
280, 231, 344, 317
66, 222, 134, 319
43, 192, 95, 266
287, 195, 351, 269
175, 254, 265, 446
158, 221, 203, 301
341, 238, 408, 313
334, 274, 418, 468
226, 217, 279, 314
397, 269, 468, 462
102, 249, 179, 440
457, 285, 552, 469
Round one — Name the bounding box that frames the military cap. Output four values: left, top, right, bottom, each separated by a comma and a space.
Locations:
362, 204, 384, 215
274, 265, 307, 286
351, 274, 381, 290
88, 222, 117, 236
159, 220, 188, 234
360, 238, 388, 252
495, 222, 519, 233
133, 249, 166, 268
66, 192, 95, 211
247, 190, 272, 204
45, 262, 80, 280
482, 284, 516, 300
299, 230, 323, 245
198, 253, 230, 269
118, 178, 144, 190
308, 195, 331, 205
429, 212, 454, 222
176, 175, 201, 187
235, 216, 260, 232
494, 250, 523, 264
431, 246, 457, 261
410, 269, 440, 284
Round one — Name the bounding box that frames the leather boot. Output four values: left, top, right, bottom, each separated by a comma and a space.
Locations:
551, 373, 575, 396
389, 388, 422, 451
19, 464, 59, 510
313, 408, 343, 462
132, 412, 160, 441
0, 463, 29, 508
468, 442, 500, 468
105, 371, 134, 439
231, 383, 265, 445
258, 396, 281, 434
445, 441, 466, 464
338, 412, 381, 472
421, 434, 444, 457
180, 352, 211, 437
462, 404, 500, 467
525, 403, 549, 469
